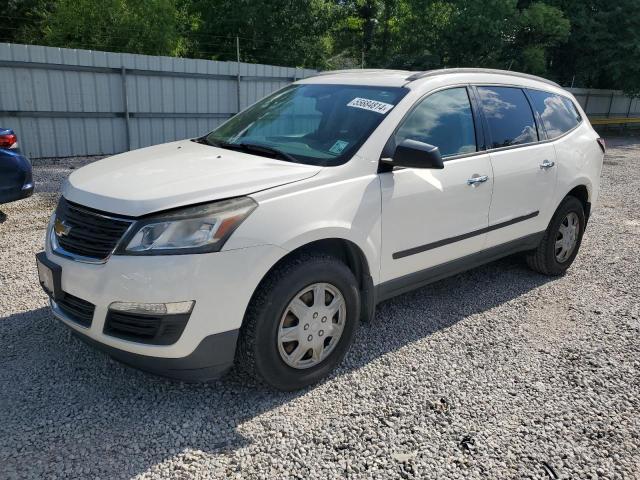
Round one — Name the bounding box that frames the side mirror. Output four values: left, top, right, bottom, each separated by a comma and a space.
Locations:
383, 139, 444, 169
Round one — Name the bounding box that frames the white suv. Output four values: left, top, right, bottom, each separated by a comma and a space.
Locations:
36, 68, 604, 390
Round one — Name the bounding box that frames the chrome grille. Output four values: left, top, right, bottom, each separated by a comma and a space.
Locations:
53, 197, 132, 260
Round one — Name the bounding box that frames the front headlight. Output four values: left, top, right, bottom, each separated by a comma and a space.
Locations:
119, 197, 257, 255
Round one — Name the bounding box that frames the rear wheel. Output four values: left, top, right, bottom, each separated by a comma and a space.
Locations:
526, 196, 586, 276
237, 255, 360, 391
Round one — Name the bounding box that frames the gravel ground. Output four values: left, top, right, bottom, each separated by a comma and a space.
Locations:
1, 140, 639, 479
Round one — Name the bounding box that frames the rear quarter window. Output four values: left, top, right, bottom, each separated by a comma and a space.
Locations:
527, 90, 582, 139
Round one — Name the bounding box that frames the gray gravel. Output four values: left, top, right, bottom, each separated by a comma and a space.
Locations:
1, 140, 639, 479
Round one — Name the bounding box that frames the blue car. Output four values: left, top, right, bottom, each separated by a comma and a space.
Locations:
0, 128, 33, 204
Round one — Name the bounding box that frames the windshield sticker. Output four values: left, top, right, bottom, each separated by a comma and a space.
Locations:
347, 97, 394, 114
329, 140, 349, 154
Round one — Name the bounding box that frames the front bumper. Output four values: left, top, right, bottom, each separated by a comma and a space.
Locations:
42, 240, 287, 380
56, 306, 239, 382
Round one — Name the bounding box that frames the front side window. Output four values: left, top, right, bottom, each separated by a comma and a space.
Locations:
205, 84, 408, 166
394, 87, 477, 158
477, 86, 538, 148
527, 90, 581, 139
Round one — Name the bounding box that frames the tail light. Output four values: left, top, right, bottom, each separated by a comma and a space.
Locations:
0, 133, 18, 149
597, 138, 606, 154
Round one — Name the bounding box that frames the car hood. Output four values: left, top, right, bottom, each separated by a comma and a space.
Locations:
63, 140, 321, 216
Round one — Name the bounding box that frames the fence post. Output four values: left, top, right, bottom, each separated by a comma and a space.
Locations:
623, 96, 633, 133
584, 92, 591, 114
607, 92, 614, 118
121, 66, 131, 151
236, 36, 241, 113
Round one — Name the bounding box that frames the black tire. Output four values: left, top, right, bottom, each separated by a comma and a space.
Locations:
526, 195, 586, 276
237, 254, 360, 391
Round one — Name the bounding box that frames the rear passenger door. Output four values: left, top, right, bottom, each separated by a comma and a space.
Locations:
476, 86, 558, 248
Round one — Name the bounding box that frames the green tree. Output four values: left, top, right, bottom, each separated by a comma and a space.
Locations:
440, 0, 518, 68
549, 0, 640, 93
330, 0, 452, 69
510, 2, 570, 74
331, 0, 568, 74
389, 0, 569, 75
185, 0, 336, 68
382, 0, 453, 69
4, 0, 639, 93
35, 0, 190, 56
1, 0, 52, 44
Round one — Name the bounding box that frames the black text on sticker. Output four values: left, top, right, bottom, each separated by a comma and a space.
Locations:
347, 97, 394, 114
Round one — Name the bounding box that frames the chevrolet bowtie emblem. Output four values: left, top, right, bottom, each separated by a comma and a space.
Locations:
54, 218, 71, 237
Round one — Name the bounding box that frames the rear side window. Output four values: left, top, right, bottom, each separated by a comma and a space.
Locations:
477, 86, 538, 148
395, 87, 477, 158
527, 90, 582, 139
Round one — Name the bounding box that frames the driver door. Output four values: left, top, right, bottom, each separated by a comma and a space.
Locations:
379, 87, 493, 288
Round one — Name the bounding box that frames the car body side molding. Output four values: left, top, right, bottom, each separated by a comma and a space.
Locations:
378, 231, 544, 302
393, 211, 539, 260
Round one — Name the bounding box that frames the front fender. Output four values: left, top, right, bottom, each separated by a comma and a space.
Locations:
277, 226, 379, 282
225, 174, 383, 283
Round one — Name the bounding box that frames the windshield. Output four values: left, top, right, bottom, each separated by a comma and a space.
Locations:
205, 84, 408, 166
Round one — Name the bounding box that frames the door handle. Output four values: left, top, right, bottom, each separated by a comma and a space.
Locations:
467, 175, 489, 186
540, 159, 555, 169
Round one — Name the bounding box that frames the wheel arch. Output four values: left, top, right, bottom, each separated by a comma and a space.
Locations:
243, 237, 376, 327
566, 184, 591, 221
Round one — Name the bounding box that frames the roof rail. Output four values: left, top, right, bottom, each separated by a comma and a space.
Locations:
310, 68, 410, 77
405, 68, 560, 87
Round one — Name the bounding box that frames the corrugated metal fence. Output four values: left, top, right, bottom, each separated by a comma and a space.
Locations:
567, 88, 640, 128
2, 42, 639, 159
0, 43, 316, 158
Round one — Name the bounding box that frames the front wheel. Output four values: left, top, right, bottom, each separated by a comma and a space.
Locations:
237, 255, 360, 391
526, 195, 586, 276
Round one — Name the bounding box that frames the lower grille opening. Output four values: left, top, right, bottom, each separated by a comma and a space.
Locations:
57, 293, 95, 327
104, 310, 190, 346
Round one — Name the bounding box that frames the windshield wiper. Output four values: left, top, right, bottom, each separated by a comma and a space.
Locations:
192, 136, 218, 147
220, 141, 298, 163
195, 137, 298, 163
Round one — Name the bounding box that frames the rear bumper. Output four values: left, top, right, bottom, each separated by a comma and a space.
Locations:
0, 181, 33, 204
55, 307, 239, 381
0, 152, 33, 204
